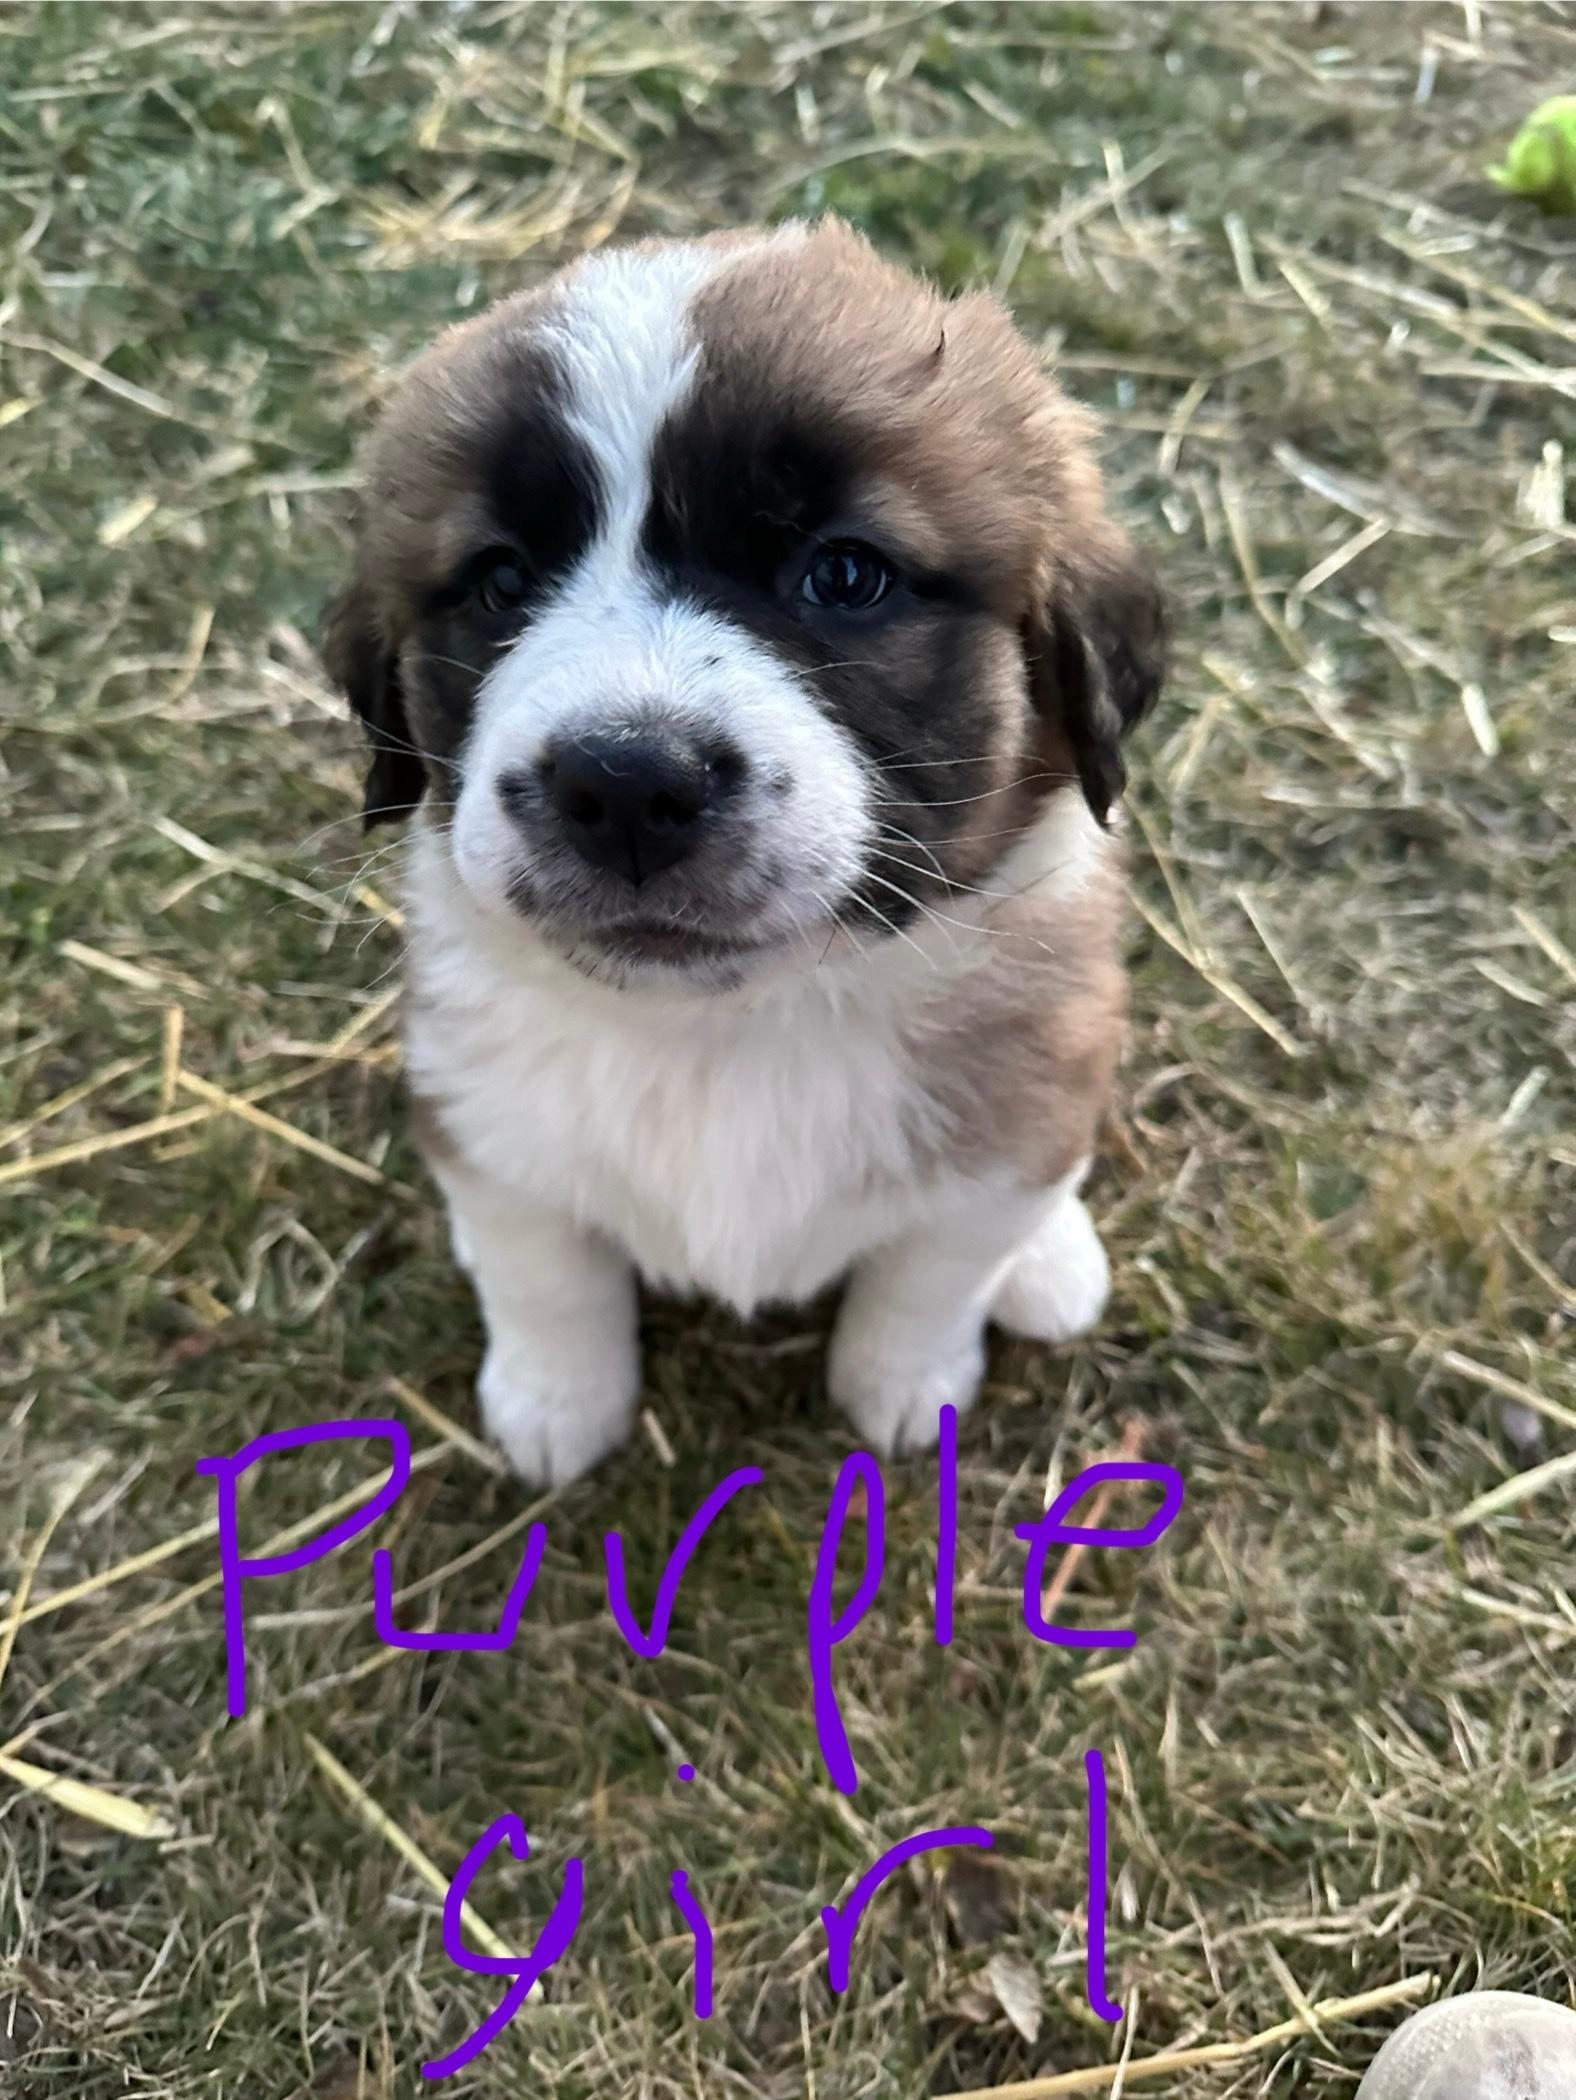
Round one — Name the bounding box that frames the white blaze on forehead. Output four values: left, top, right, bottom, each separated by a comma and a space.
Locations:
537, 230, 804, 558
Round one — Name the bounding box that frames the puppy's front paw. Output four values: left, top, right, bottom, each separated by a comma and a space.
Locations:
828, 1318, 985, 1457
477, 1335, 638, 1487
991, 1194, 1109, 1344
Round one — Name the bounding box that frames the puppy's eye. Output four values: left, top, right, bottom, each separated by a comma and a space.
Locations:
475, 554, 531, 616
800, 540, 893, 612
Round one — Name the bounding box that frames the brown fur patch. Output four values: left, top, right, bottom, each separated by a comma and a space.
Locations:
671, 220, 1160, 882
909, 832, 1129, 1186
686, 221, 1100, 615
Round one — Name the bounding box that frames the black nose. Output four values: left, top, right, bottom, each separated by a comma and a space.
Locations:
540, 728, 739, 886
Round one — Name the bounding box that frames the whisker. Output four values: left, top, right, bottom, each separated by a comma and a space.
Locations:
1003, 849, 1083, 906
289, 810, 383, 859
872, 823, 951, 885
360, 723, 463, 775
861, 862, 1073, 962
308, 838, 414, 878
798, 886, 866, 970
857, 867, 988, 957
868, 847, 1005, 905
873, 753, 1003, 772
403, 649, 494, 678
875, 770, 1069, 811
848, 889, 938, 969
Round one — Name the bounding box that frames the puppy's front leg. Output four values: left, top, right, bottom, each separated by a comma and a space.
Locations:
434, 1161, 639, 1487
830, 1175, 1107, 1455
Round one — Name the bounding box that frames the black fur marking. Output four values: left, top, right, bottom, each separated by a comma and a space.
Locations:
476, 373, 605, 604
641, 402, 1005, 927
321, 586, 425, 828
1034, 553, 1166, 826
401, 376, 605, 805
329, 348, 605, 823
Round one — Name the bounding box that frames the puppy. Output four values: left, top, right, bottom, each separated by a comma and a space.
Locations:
324, 219, 1164, 1486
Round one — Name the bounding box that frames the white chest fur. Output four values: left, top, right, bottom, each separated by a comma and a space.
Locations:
397, 807, 1115, 1481
402, 830, 965, 1313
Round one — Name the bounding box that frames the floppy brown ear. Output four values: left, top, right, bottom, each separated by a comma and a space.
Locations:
321, 579, 425, 828
1025, 529, 1166, 824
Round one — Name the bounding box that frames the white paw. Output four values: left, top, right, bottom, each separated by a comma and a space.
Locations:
828, 1319, 986, 1456
991, 1194, 1109, 1344
477, 1335, 638, 1487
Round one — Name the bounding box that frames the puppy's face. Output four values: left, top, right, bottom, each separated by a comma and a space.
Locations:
326, 221, 1163, 987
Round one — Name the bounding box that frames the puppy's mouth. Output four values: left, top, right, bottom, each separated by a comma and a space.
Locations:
529, 912, 804, 982
596, 921, 761, 966
500, 858, 847, 982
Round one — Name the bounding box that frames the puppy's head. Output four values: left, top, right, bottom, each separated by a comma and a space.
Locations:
325, 220, 1163, 986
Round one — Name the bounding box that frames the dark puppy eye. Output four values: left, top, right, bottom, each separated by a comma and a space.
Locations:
800, 540, 893, 612
475, 553, 531, 616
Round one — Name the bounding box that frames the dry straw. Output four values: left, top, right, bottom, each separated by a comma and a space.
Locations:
934, 1971, 1436, 2100
304, 1734, 534, 1990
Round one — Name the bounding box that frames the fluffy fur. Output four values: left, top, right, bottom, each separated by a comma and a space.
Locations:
324, 218, 1164, 1485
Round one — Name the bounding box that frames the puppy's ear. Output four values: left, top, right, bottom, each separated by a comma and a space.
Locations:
322, 578, 425, 829
1025, 528, 1166, 824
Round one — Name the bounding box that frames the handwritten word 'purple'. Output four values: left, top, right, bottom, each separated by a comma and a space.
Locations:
193, 1418, 409, 1719
195, 1412, 1183, 1794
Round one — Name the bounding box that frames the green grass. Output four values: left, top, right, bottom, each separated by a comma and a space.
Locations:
3, 4, 1574, 2096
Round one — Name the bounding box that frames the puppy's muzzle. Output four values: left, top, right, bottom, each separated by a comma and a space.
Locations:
504, 724, 747, 888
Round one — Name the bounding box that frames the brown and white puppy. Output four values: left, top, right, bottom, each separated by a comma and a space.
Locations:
324, 219, 1164, 1486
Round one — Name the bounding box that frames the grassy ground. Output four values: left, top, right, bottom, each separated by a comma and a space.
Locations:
3, 3, 1574, 2096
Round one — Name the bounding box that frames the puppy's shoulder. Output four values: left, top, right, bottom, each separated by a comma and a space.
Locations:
908, 796, 1128, 1186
